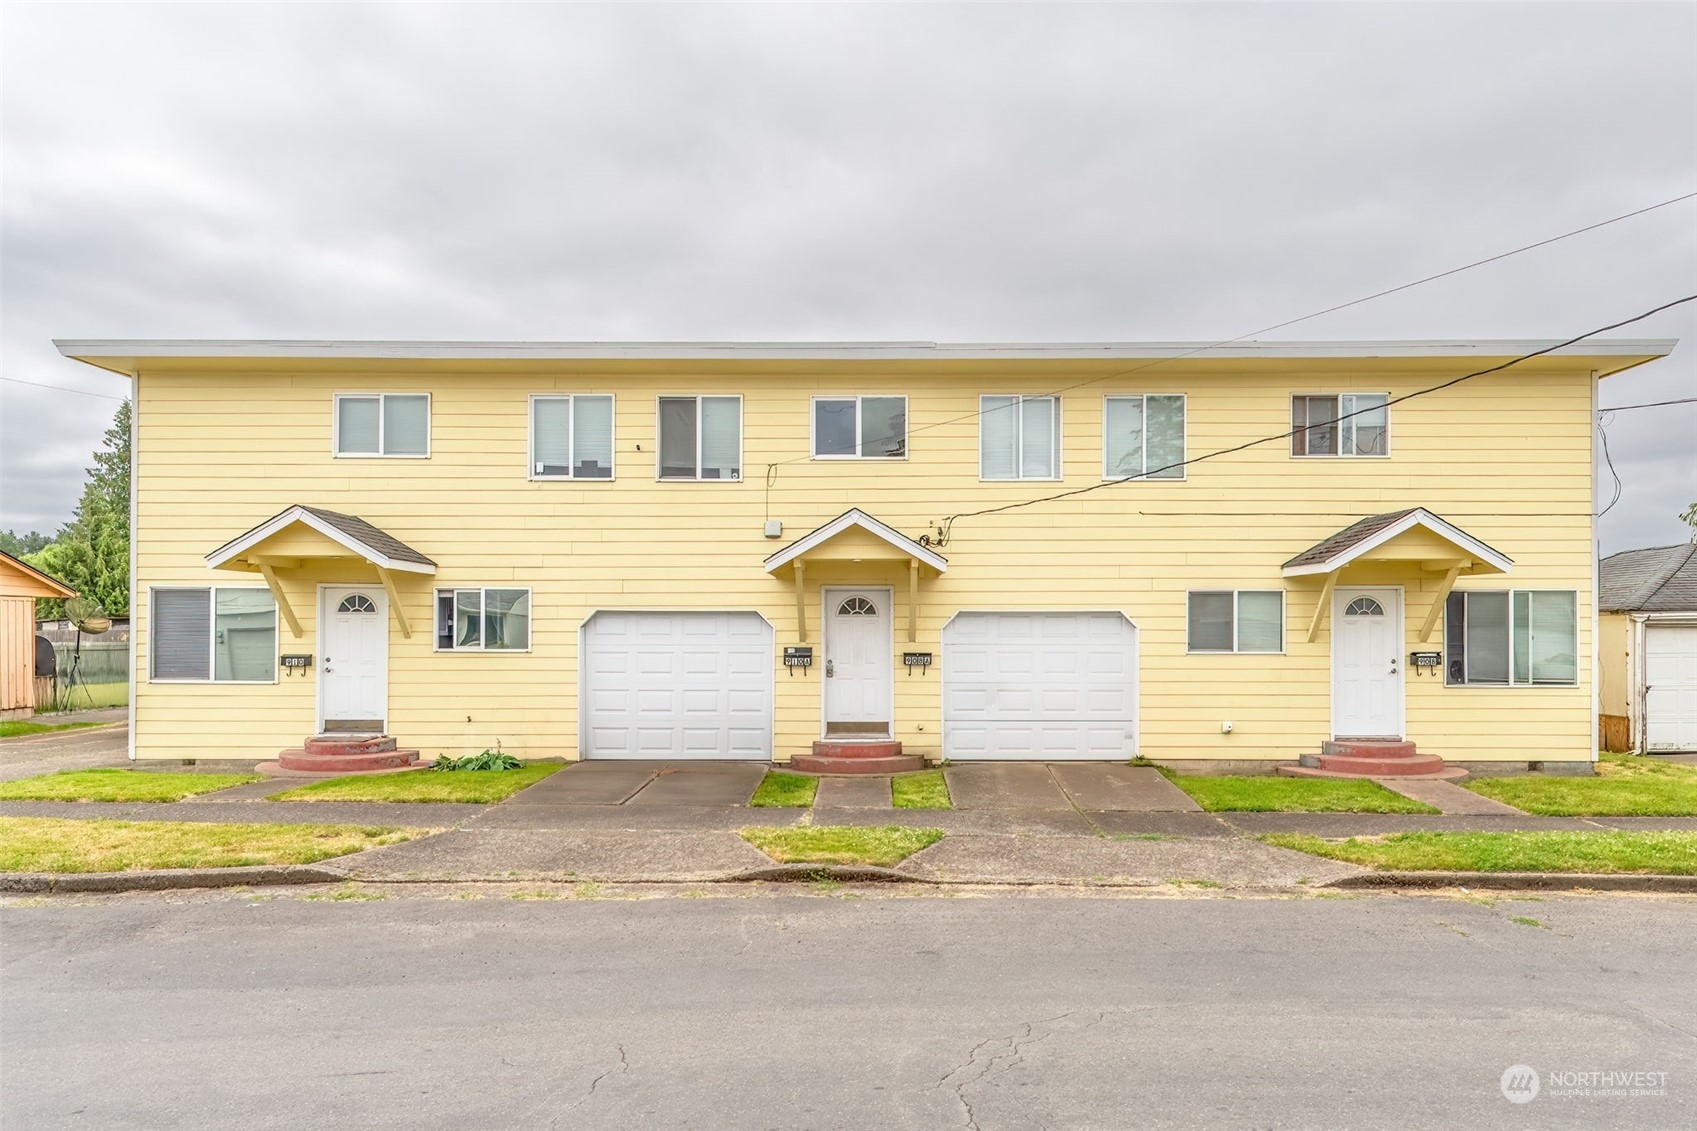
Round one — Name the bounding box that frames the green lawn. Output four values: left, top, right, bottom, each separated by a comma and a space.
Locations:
1465, 753, 1697, 816
749, 771, 818, 808
1264, 830, 1697, 875
740, 825, 944, 867
0, 769, 258, 803
891, 770, 952, 810
1166, 773, 1439, 814
0, 720, 104, 739
0, 817, 423, 873
268, 763, 561, 803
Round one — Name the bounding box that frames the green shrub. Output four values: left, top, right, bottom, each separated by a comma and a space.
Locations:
433, 743, 521, 772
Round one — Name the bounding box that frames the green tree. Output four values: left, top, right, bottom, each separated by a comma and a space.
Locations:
24, 401, 130, 619
0, 530, 51, 556
1682, 502, 1697, 541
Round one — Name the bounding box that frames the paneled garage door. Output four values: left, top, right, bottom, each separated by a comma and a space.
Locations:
942, 612, 1137, 760
582, 612, 773, 759
1646, 625, 1697, 752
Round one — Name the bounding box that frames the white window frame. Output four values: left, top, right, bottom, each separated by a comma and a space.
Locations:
978, 394, 1063, 482
654, 394, 744, 482
1291, 393, 1391, 459
147, 586, 280, 684
433, 587, 535, 653
1444, 589, 1580, 688
1102, 393, 1188, 481
528, 394, 616, 481
1186, 590, 1286, 654
332, 392, 432, 459
809, 395, 909, 461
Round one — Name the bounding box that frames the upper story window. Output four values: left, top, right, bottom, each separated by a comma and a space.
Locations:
981, 395, 1060, 480
813, 396, 907, 459
1104, 394, 1186, 480
436, 587, 532, 651
531, 394, 614, 479
1445, 590, 1577, 687
658, 395, 742, 481
1292, 393, 1388, 457
1187, 590, 1284, 653
335, 393, 430, 457
150, 587, 278, 682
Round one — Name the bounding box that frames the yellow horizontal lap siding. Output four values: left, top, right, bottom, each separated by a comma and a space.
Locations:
131, 361, 1596, 764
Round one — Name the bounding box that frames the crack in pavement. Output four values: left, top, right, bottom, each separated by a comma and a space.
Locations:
933, 1010, 1107, 1130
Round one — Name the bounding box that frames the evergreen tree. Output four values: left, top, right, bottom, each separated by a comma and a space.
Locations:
24, 402, 130, 619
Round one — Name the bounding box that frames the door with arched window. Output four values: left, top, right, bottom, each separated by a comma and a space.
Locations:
823, 588, 892, 734
320, 587, 387, 732
1331, 587, 1403, 738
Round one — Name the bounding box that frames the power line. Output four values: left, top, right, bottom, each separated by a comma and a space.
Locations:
0, 376, 126, 400
766, 188, 1697, 469
925, 293, 1697, 544
1598, 396, 1697, 412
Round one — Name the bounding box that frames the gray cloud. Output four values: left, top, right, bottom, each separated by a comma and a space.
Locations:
3, 2, 1693, 549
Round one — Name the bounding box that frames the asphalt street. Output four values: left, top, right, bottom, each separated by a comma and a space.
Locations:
3, 888, 1693, 1130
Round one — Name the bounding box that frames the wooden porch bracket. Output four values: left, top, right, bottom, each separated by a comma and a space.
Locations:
376, 567, 412, 639
257, 563, 303, 639
793, 559, 807, 643
908, 558, 920, 643
1306, 570, 1338, 644
1419, 564, 1462, 643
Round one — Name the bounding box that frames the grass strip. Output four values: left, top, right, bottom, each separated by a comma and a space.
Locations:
0, 721, 104, 739
1464, 753, 1697, 816
1165, 773, 1439, 813
749, 771, 818, 808
0, 769, 259, 803
1262, 830, 1697, 875
740, 825, 944, 867
269, 763, 561, 804
0, 817, 424, 874
891, 770, 952, 810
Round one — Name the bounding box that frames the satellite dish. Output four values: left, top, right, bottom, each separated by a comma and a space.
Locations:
60, 598, 109, 709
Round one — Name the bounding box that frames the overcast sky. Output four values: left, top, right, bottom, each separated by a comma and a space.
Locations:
2, 2, 1692, 553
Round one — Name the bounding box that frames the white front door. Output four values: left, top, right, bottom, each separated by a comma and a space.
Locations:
320, 587, 388, 731
1332, 587, 1403, 738
823, 588, 892, 731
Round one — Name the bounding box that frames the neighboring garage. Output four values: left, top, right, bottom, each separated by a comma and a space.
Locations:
582, 611, 773, 759
1646, 625, 1697, 752
942, 611, 1137, 760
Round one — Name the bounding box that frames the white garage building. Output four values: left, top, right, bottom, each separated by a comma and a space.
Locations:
1599, 544, 1697, 753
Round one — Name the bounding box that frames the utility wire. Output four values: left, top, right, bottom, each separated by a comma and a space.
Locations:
924, 293, 1697, 545
0, 375, 126, 400
1595, 412, 1625, 519
1597, 395, 1697, 412
765, 189, 1697, 469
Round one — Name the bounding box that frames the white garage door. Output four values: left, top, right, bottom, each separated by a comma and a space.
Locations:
583, 612, 772, 759
943, 612, 1137, 760
1646, 625, 1697, 752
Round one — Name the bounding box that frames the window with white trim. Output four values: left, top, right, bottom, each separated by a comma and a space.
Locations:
1187, 591, 1284, 653
335, 393, 430, 457
1444, 590, 1577, 686
435, 588, 532, 651
658, 396, 742, 480
981, 395, 1060, 480
1292, 394, 1388, 457
812, 396, 907, 458
531, 394, 614, 479
1104, 394, 1186, 479
150, 587, 278, 682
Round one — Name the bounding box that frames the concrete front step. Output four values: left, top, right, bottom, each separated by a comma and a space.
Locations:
303, 734, 399, 757
276, 748, 424, 773
810, 739, 904, 759
1309, 753, 1449, 777
1279, 764, 1471, 782
792, 753, 927, 775
1323, 739, 1417, 759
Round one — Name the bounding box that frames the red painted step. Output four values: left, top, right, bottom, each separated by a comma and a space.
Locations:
302, 734, 399, 757
810, 739, 904, 759
1311, 753, 1449, 777
1323, 739, 1418, 759
277, 746, 423, 773
791, 753, 927, 775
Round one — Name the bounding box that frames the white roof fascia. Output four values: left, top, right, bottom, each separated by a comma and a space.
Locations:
1281, 508, 1514, 578
55, 338, 1679, 364
206, 506, 437, 574
763, 509, 947, 574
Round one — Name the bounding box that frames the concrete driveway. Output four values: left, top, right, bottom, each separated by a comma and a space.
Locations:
0, 714, 129, 782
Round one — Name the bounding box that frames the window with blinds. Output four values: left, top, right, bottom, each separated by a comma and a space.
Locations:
334, 393, 430, 457
812, 396, 907, 458
980, 395, 1061, 480
1104, 394, 1186, 479
1291, 394, 1389, 457
1187, 591, 1285, 653
658, 396, 742, 480
150, 588, 278, 681
1445, 590, 1578, 686
531, 395, 614, 479
435, 588, 532, 651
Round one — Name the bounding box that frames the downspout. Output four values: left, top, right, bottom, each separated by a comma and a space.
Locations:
127, 368, 138, 761
1590, 370, 1599, 764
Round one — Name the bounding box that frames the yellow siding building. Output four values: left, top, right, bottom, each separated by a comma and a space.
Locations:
58, 339, 1676, 771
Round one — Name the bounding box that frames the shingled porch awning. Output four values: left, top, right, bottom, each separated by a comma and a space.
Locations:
763, 509, 946, 642
1282, 508, 1512, 644
205, 506, 437, 639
